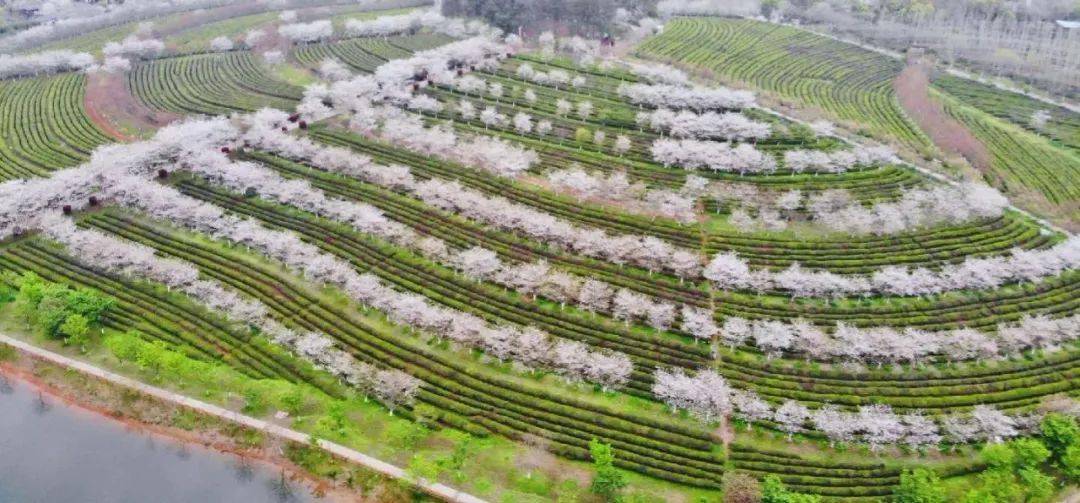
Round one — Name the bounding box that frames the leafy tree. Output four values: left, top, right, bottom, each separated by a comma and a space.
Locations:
575, 127, 592, 145
895, 468, 946, 503
65, 287, 114, 323
58, 313, 90, 348
965, 468, 1022, 503
980, 442, 1017, 469
106, 331, 144, 362
1010, 438, 1050, 469
1018, 467, 1054, 501
1061, 443, 1080, 481
14, 272, 46, 322
1040, 413, 1079, 457
386, 421, 428, 450
589, 439, 627, 501
13, 273, 114, 340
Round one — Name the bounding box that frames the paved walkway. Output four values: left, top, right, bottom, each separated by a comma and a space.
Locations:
0, 334, 487, 503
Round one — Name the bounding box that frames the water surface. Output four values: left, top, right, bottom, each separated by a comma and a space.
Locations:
0, 375, 314, 503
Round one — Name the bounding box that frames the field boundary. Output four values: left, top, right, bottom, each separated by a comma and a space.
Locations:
0, 333, 488, 503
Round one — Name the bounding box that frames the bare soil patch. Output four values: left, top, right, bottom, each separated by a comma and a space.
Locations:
894, 57, 991, 173
85, 71, 180, 139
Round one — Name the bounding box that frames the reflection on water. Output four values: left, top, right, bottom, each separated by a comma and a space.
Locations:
0, 374, 314, 503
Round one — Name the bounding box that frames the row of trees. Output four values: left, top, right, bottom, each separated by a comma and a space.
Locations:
782, 145, 897, 173
792, 0, 1080, 97
439, 0, 655, 37
373, 108, 541, 178
547, 168, 701, 223
704, 235, 1079, 297
654, 367, 1027, 447
712, 181, 1010, 236
622, 60, 689, 85
652, 138, 777, 173
718, 313, 1080, 364
642, 108, 773, 141
0, 0, 431, 51
618, 82, 757, 110
810, 182, 1009, 235
343, 9, 445, 38
113, 167, 635, 389
41, 215, 423, 413
0, 50, 94, 79
102, 34, 164, 59
155, 123, 637, 389
291, 52, 713, 280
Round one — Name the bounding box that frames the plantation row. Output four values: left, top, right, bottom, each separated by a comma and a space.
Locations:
420, 84, 850, 169
244, 149, 1080, 403
0, 205, 1021, 497
167, 178, 709, 385
253, 145, 1079, 338
293, 34, 452, 74
127, 52, 302, 115
504, 54, 639, 102
932, 73, 1080, 156
716, 345, 1080, 413
245, 152, 714, 313
70, 209, 737, 489
17, 211, 920, 496
0, 238, 336, 392
288, 34, 919, 208
635, 17, 932, 151
448, 117, 925, 208
311, 128, 1058, 273
938, 91, 1080, 206
0, 73, 113, 181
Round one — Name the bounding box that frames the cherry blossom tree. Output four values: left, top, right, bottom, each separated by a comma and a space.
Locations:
278, 20, 333, 43
613, 135, 632, 156
774, 400, 810, 440
576, 101, 593, 121
0, 50, 95, 78
513, 112, 533, 134
209, 36, 234, 52
103, 35, 164, 60
652, 139, 776, 174
681, 305, 718, 341
618, 83, 756, 110
370, 368, 423, 415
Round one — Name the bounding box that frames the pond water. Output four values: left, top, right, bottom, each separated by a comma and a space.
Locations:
0, 375, 315, 503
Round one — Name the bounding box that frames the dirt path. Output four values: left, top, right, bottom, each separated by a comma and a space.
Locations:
894, 56, 991, 174
85, 71, 180, 139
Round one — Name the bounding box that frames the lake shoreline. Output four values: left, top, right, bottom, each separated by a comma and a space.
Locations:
0, 347, 359, 502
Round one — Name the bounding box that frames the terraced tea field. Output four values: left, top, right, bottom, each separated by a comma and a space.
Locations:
1, 6, 1078, 502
